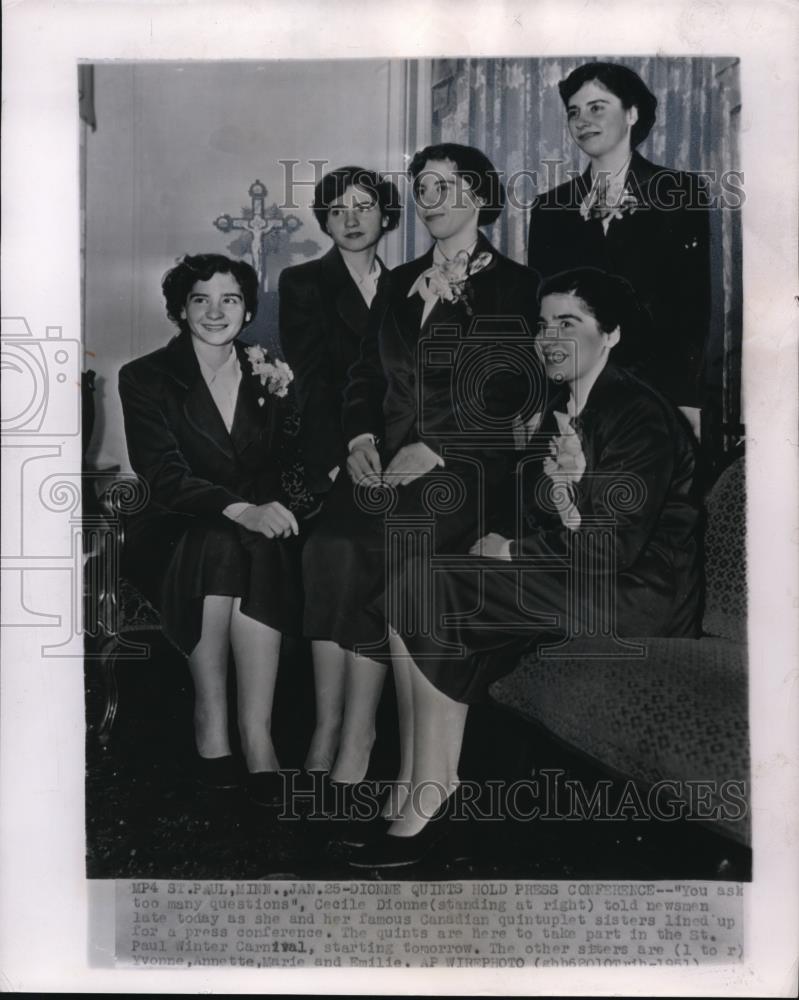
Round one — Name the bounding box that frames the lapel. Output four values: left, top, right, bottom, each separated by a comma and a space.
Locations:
394, 247, 435, 347
624, 152, 658, 206
320, 247, 371, 336
410, 234, 500, 335
158, 332, 236, 462
156, 332, 273, 464
230, 339, 276, 458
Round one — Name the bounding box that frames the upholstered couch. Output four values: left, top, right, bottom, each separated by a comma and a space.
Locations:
489, 456, 749, 845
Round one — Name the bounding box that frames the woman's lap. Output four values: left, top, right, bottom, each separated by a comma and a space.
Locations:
302, 465, 485, 653
125, 513, 302, 655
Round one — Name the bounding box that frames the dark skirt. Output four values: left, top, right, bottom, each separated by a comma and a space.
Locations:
123, 511, 302, 656
383, 543, 700, 705
302, 461, 491, 658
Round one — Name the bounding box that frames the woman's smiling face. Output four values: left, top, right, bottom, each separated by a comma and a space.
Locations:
181, 271, 248, 348
566, 80, 638, 161
413, 159, 483, 242
537, 291, 620, 386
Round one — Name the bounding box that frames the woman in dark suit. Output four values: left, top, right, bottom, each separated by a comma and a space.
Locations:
278, 167, 399, 773
302, 143, 541, 792
279, 166, 399, 496
346, 267, 701, 868
527, 61, 710, 433
119, 254, 300, 802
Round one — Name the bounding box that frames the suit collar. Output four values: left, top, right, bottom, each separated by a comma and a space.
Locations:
156, 332, 270, 461
405, 234, 500, 333
321, 246, 383, 332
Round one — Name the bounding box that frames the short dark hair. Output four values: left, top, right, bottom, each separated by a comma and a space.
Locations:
312, 166, 402, 234
558, 62, 658, 148
538, 267, 647, 340
408, 143, 506, 226
161, 254, 259, 333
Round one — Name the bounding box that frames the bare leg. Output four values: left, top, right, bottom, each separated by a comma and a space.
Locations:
187, 595, 235, 758
304, 640, 347, 771
329, 652, 387, 785
389, 634, 468, 838
385, 631, 414, 819
230, 598, 281, 773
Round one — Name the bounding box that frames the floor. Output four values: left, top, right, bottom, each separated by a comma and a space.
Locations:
85, 630, 751, 882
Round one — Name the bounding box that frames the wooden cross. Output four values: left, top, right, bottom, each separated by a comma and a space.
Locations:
213, 179, 301, 291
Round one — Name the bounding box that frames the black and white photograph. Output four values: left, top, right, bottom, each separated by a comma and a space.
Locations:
79, 54, 750, 884
1, 0, 797, 994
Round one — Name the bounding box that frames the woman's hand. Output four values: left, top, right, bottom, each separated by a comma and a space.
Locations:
469, 532, 512, 560
347, 440, 383, 485
384, 442, 443, 486
238, 501, 299, 539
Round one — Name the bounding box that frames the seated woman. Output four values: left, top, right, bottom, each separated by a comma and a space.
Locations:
527, 61, 710, 432
347, 266, 702, 868
302, 143, 540, 793
118, 253, 301, 804
278, 166, 400, 775
279, 165, 400, 497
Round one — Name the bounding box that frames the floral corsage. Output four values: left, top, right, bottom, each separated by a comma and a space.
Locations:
244, 344, 294, 405
407, 249, 493, 316
579, 187, 641, 226
542, 410, 586, 531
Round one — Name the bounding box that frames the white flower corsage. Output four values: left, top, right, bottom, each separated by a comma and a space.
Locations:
407, 249, 493, 316
244, 344, 294, 405
542, 410, 586, 531
579, 186, 640, 226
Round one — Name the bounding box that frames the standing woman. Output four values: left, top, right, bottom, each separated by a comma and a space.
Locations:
278, 166, 400, 774
279, 166, 399, 497
528, 61, 710, 432
302, 143, 541, 790
119, 254, 300, 803
348, 267, 701, 868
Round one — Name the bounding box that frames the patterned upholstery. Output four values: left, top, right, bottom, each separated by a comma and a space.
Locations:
490, 638, 749, 843
703, 457, 746, 641
490, 456, 750, 845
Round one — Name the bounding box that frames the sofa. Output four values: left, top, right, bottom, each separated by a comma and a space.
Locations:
488, 456, 749, 845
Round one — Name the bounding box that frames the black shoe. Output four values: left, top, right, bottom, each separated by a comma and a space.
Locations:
327, 815, 392, 850
346, 790, 458, 870
247, 770, 285, 807
195, 754, 239, 789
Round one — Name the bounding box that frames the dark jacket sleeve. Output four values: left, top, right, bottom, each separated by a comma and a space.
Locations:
278, 268, 347, 492
119, 363, 244, 516
341, 295, 389, 446
514, 394, 679, 573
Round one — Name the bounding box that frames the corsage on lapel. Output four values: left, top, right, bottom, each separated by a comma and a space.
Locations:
579, 183, 641, 229
244, 345, 294, 406
542, 410, 586, 530
407, 249, 493, 318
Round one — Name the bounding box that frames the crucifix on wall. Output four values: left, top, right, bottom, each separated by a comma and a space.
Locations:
213, 180, 302, 291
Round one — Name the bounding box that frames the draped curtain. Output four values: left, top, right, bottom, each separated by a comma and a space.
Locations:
430, 57, 742, 443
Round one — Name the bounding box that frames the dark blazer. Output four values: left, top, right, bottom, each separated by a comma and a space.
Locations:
512, 363, 701, 636
343, 233, 542, 462
527, 152, 710, 408
118, 331, 283, 537
278, 247, 390, 494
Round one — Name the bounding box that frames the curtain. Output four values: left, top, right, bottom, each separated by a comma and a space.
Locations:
430, 57, 742, 443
